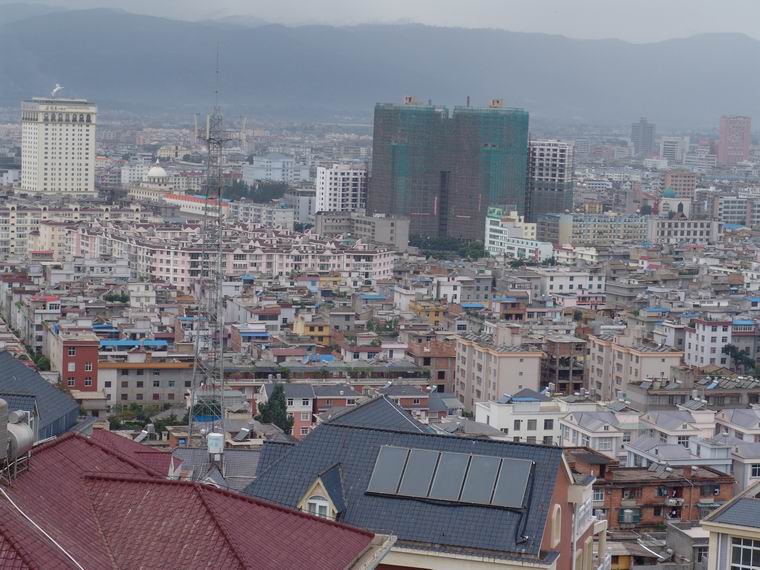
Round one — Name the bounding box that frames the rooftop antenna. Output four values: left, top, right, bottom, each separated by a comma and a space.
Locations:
189, 42, 235, 440
51, 84, 63, 98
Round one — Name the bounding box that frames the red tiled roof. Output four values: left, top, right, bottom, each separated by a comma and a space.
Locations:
89, 428, 173, 475
0, 433, 375, 569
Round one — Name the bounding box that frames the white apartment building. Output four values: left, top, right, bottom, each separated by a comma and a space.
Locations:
243, 154, 310, 185
21, 97, 96, 194
455, 323, 543, 411
526, 267, 606, 297
560, 409, 641, 460
120, 158, 150, 186
475, 390, 599, 445
529, 139, 574, 185
315, 164, 367, 213
230, 200, 295, 230
646, 218, 723, 246
587, 333, 683, 400
685, 318, 732, 367
659, 136, 689, 164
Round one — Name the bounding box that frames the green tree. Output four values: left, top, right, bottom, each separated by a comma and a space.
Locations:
36, 356, 51, 371
722, 344, 755, 373
255, 384, 294, 434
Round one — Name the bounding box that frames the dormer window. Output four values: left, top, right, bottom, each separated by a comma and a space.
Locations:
306, 495, 330, 518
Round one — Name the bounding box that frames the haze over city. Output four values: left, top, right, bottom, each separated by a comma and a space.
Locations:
0, 2, 758, 570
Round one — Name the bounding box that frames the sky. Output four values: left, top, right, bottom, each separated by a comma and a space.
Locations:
8, 0, 760, 42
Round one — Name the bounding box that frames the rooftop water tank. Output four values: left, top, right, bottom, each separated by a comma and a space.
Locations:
207, 432, 224, 456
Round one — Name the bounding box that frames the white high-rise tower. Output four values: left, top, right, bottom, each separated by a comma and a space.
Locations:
315, 164, 367, 213
21, 95, 97, 195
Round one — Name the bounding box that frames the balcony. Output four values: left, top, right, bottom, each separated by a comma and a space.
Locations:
666, 497, 684, 507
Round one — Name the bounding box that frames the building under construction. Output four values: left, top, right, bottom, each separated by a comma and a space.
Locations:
367, 97, 529, 240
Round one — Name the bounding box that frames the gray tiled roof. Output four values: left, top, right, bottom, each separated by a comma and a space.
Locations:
325, 396, 427, 433
709, 497, 760, 528
245, 423, 564, 561
172, 447, 261, 492
0, 352, 79, 439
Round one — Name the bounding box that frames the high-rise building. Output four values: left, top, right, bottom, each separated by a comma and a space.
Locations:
659, 136, 689, 164
368, 97, 529, 240
21, 97, 96, 194
718, 115, 752, 165
630, 117, 656, 157
315, 164, 367, 213
663, 169, 698, 200
525, 139, 574, 222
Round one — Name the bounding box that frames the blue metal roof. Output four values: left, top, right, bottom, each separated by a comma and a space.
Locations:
493, 296, 518, 302
461, 303, 484, 309
359, 294, 385, 301
644, 306, 669, 313
733, 319, 754, 325
240, 331, 269, 337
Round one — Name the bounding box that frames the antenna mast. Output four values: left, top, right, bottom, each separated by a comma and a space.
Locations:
189, 46, 234, 439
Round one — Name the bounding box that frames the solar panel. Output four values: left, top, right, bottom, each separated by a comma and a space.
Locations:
367, 446, 409, 495
398, 448, 440, 497
460, 454, 501, 505
428, 451, 470, 501
491, 458, 532, 508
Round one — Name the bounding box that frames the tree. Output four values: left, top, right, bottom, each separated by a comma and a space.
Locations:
36, 356, 51, 371
722, 344, 755, 373
255, 384, 294, 434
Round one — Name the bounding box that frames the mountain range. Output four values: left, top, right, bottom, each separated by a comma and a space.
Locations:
0, 6, 756, 126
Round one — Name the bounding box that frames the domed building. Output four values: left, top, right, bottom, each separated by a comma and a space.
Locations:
659, 186, 691, 218
128, 160, 176, 204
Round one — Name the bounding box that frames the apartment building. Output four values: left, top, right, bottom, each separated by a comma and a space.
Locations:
646, 218, 723, 246
537, 213, 648, 246
314, 211, 410, 251
455, 323, 543, 411
475, 389, 599, 445
243, 153, 311, 184
685, 318, 732, 368
587, 333, 683, 400
229, 199, 295, 230
315, 164, 367, 213
98, 351, 195, 406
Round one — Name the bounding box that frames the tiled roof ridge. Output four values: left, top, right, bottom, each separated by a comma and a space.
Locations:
35, 432, 165, 479
82, 473, 375, 538
193, 484, 249, 570
0, 514, 43, 569
327, 395, 426, 433
324, 420, 564, 451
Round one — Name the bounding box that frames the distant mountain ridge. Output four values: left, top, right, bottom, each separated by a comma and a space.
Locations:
0, 7, 756, 126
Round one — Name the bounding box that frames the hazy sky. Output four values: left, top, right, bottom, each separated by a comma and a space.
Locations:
12, 0, 760, 42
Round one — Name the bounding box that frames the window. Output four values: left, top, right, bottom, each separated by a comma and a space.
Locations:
84, 377, 92, 387
677, 436, 690, 447
136, 369, 144, 376
731, 537, 760, 570
302, 398, 309, 406
67, 377, 75, 387
300, 427, 309, 436
527, 419, 537, 431
152, 394, 160, 400
67, 347, 76, 356
597, 438, 612, 451
300, 412, 310, 421
653, 506, 662, 517
412, 398, 420, 405
287, 398, 294, 406
593, 489, 604, 502
423, 357, 431, 366
136, 393, 143, 400
153, 369, 160, 376
701, 484, 720, 497
437, 370, 446, 380
514, 419, 522, 431
544, 419, 554, 430
121, 369, 129, 376
121, 381, 128, 388
751, 464, 760, 478
104, 381, 111, 388
67, 362, 75, 372
543, 436, 553, 445
306, 495, 330, 518
84, 362, 92, 372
